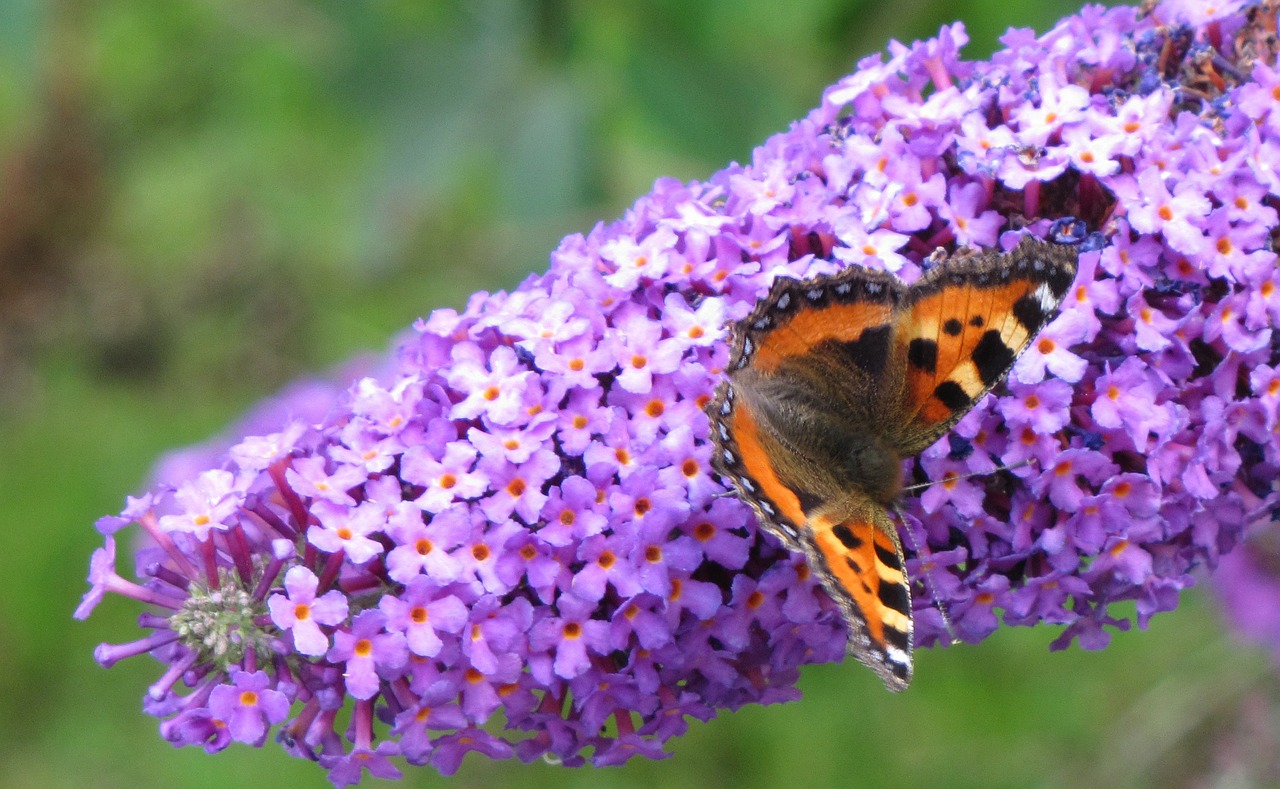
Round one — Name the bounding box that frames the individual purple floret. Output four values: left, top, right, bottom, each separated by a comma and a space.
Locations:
79, 0, 1280, 782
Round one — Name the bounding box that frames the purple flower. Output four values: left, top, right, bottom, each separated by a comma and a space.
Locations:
308, 500, 386, 565
157, 470, 239, 539
268, 566, 350, 657
379, 577, 468, 658
208, 670, 291, 746
285, 456, 365, 506
328, 611, 409, 701
80, 2, 1280, 783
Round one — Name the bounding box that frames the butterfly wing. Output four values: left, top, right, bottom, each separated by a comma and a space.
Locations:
707, 266, 918, 690
894, 236, 1078, 454
802, 501, 913, 691
707, 265, 907, 551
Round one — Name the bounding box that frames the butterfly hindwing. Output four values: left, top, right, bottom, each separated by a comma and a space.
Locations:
803, 501, 913, 691
708, 383, 807, 550
896, 236, 1078, 452
708, 266, 907, 550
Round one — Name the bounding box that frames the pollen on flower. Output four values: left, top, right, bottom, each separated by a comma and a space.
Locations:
240, 690, 259, 706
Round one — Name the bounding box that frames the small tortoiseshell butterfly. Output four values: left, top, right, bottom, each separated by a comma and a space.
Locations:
707, 235, 1078, 691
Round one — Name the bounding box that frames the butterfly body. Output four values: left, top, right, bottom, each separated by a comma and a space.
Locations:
707, 236, 1078, 691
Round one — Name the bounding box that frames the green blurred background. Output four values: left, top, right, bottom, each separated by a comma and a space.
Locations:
4, 0, 1277, 786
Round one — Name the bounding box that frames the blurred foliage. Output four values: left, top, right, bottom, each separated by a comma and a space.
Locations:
4, 0, 1278, 787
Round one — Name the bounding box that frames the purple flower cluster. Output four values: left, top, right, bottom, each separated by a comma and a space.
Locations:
79, 1, 1280, 783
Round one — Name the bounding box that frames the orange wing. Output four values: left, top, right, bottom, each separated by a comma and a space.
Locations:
707, 386, 807, 550
803, 502, 913, 691
896, 237, 1077, 453
706, 264, 906, 551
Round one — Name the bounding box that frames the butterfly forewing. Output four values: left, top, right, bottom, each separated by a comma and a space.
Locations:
896, 237, 1078, 452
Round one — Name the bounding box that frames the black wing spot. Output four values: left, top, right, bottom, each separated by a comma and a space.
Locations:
969, 315, 985, 328
874, 542, 902, 571
832, 523, 864, 550
830, 324, 892, 377
943, 318, 963, 336
933, 380, 971, 411
1012, 293, 1046, 331
972, 330, 1017, 386
907, 338, 938, 374
883, 620, 912, 652
878, 580, 911, 617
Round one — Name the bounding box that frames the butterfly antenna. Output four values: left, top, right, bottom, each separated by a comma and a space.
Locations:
893, 502, 961, 647
899, 459, 1034, 494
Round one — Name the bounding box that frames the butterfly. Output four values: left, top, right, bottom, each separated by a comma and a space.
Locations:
706, 235, 1078, 691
